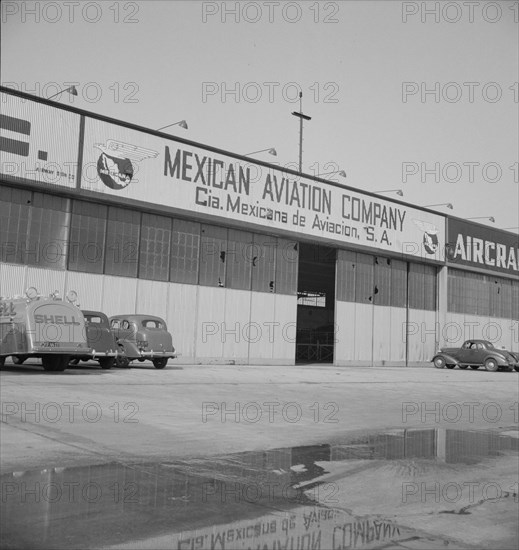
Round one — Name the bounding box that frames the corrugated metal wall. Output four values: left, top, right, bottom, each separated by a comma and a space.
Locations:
0, 263, 297, 364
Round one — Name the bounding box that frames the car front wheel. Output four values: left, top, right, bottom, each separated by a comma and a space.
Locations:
433, 356, 446, 369
484, 358, 499, 372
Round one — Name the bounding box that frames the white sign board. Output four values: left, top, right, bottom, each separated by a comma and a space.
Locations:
0, 92, 80, 188
81, 117, 445, 260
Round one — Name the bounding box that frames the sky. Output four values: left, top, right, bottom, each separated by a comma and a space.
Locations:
1, 0, 518, 231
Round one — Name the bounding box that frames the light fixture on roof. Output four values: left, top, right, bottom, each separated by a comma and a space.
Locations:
316, 170, 347, 178
244, 148, 277, 157
424, 203, 453, 209
47, 85, 78, 100
467, 216, 495, 223
156, 120, 188, 131
374, 189, 404, 197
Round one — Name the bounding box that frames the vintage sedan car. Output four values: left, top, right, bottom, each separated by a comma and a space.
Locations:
432, 340, 519, 372
69, 311, 118, 369
109, 314, 176, 369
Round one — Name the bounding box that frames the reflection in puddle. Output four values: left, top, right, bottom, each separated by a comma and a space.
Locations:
1, 428, 517, 549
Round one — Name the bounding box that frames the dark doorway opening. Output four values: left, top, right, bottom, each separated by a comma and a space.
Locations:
296, 243, 336, 363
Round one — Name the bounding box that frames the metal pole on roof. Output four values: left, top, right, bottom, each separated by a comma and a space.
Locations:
292, 92, 311, 173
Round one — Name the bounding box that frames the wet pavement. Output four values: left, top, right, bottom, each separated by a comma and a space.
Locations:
1, 427, 518, 549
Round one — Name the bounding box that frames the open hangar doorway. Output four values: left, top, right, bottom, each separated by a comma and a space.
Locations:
296, 242, 336, 363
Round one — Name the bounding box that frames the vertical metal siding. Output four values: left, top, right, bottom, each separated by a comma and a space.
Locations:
195, 286, 226, 359
248, 291, 276, 362
26, 266, 66, 297
372, 306, 391, 362
0, 263, 27, 297
136, 280, 169, 320
334, 301, 356, 362
353, 302, 373, 362
101, 276, 138, 317
223, 289, 251, 361
65, 271, 105, 311
273, 294, 297, 362
390, 307, 407, 362
166, 283, 198, 361
407, 309, 437, 362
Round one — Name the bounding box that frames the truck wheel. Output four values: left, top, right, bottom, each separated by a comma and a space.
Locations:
12, 355, 28, 365
99, 357, 115, 370
42, 355, 69, 372
115, 354, 130, 368
446, 365, 455, 369
433, 356, 446, 369
484, 358, 499, 372
459, 365, 468, 369
153, 358, 168, 369
470, 365, 480, 370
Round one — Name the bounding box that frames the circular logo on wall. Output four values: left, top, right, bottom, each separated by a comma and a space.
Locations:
94, 140, 158, 190
413, 219, 440, 255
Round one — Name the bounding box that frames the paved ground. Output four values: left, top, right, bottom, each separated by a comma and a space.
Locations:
1, 360, 518, 549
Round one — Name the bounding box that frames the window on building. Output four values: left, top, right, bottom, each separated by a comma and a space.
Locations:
170, 219, 200, 284
226, 229, 253, 291
373, 256, 391, 306
139, 213, 171, 281
199, 224, 227, 287
251, 234, 277, 293
390, 259, 407, 308
355, 253, 375, 303
275, 238, 299, 295
105, 207, 140, 277
408, 263, 437, 311
336, 250, 356, 303
27, 192, 70, 270
68, 200, 107, 274
0, 185, 31, 265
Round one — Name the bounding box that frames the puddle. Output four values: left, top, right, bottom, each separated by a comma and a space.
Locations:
1, 428, 517, 549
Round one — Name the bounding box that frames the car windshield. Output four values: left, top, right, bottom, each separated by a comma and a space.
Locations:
85, 316, 104, 325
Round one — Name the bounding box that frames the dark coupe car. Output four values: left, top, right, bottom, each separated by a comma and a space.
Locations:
432, 339, 519, 372
69, 310, 118, 369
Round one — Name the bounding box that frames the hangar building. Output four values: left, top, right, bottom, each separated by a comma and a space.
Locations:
1, 87, 517, 365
